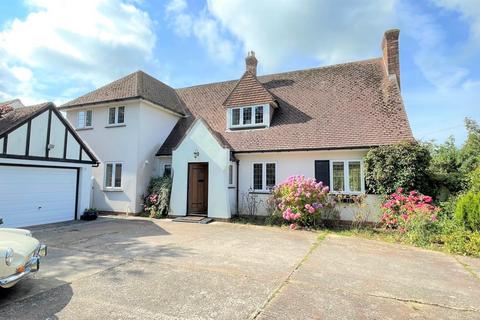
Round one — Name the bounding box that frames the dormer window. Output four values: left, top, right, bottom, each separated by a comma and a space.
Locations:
228, 104, 270, 129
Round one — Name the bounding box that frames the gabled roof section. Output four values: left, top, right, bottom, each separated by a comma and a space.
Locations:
59, 71, 186, 115
222, 71, 277, 108
0, 102, 99, 165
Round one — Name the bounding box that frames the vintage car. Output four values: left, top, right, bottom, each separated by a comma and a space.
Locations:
0, 228, 47, 288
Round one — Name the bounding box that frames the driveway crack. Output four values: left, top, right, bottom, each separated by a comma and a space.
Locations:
249, 232, 327, 320
365, 292, 480, 313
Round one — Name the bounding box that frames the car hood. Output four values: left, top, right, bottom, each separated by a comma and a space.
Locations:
0, 230, 39, 257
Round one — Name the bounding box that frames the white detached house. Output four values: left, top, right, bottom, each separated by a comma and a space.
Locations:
59, 29, 413, 221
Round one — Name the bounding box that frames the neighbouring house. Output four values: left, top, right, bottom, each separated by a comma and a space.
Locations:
0, 102, 99, 227
58, 29, 412, 221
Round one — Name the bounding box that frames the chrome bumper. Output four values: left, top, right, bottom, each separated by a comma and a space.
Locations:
0, 244, 47, 288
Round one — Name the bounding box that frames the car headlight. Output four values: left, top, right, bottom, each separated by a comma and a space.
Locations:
5, 248, 14, 266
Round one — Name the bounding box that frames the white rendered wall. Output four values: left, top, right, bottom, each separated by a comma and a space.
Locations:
135, 101, 179, 211
67, 100, 141, 213
170, 120, 231, 219
236, 149, 380, 221
66, 100, 180, 213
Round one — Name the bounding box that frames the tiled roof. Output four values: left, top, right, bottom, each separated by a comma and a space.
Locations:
223, 71, 276, 107
0, 102, 51, 137
157, 58, 413, 155
59, 71, 186, 115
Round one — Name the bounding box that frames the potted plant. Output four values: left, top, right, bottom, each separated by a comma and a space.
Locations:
81, 208, 98, 221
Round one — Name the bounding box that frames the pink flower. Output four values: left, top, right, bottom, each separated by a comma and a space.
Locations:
290, 223, 298, 230
308, 206, 315, 214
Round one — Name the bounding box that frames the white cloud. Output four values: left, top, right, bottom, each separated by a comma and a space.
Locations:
165, 0, 237, 63
0, 0, 156, 104
206, 0, 397, 69
433, 0, 480, 45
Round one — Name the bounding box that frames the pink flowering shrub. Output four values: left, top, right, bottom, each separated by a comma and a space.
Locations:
381, 188, 439, 232
271, 175, 332, 229
143, 176, 172, 218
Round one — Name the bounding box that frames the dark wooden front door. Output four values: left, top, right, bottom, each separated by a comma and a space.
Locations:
188, 163, 208, 215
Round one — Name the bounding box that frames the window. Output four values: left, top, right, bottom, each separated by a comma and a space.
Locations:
253, 163, 263, 190
332, 162, 345, 192
255, 106, 264, 124
228, 164, 234, 185
232, 109, 240, 125
330, 160, 364, 194
229, 105, 266, 129
243, 107, 252, 125
252, 162, 276, 191
266, 163, 276, 189
77, 110, 92, 128
108, 106, 125, 125
164, 164, 172, 177
105, 162, 122, 189
349, 161, 361, 192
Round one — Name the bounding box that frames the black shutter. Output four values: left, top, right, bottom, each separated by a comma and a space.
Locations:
314, 160, 330, 187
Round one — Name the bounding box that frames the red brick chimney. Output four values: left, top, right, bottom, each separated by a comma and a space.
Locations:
245, 51, 258, 76
381, 29, 400, 90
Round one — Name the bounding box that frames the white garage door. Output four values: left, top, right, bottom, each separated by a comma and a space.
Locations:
0, 165, 77, 227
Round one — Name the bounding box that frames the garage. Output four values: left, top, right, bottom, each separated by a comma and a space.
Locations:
0, 101, 98, 227
0, 165, 78, 227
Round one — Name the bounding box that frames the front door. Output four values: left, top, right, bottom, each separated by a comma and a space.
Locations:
188, 163, 208, 215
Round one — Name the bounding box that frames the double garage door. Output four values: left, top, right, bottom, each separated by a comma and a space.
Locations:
0, 165, 77, 228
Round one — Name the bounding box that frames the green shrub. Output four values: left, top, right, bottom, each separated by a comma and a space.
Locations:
433, 218, 480, 257
468, 166, 480, 192
143, 176, 172, 218
455, 191, 480, 231
364, 141, 432, 194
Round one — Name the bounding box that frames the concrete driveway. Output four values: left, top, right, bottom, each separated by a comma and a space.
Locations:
0, 217, 479, 320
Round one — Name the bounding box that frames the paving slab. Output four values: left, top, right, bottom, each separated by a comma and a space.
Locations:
259, 235, 480, 320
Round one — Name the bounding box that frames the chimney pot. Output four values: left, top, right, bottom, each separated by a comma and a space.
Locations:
245, 51, 258, 76
381, 29, 401, 90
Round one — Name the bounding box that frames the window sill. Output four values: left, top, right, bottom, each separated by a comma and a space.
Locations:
249, 190, 272, 195
76, 127, 93, 131
229, 124, 267, 130
105, 124, 126, 128
103, 188, 123, 192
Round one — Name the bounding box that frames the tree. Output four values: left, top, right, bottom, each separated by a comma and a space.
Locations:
459, 118, 480, 174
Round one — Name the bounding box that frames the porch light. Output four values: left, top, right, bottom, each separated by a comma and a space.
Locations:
193, 150, 199, 158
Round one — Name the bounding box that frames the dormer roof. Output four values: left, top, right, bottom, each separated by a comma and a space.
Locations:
222, 71, 277, 108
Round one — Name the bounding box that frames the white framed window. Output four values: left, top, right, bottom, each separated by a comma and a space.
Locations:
164, 164, 172, 177
330, 160, 364, 194
108, 106, 125, 125
105, 162, 122, 189
77, 110, 92, 129
252, 162, 276, 191
228, 105, 268, 129
228, 164, 234, 186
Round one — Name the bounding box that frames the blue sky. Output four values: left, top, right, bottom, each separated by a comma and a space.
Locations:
0, 0, 479, 145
